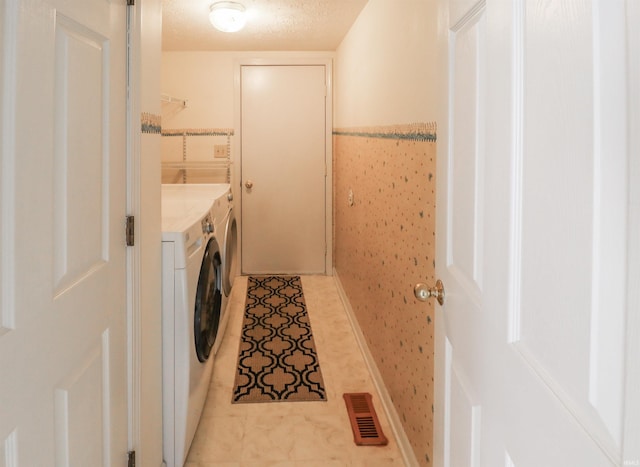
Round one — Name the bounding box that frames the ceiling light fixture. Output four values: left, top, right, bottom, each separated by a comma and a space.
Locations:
209, 2, 247, 33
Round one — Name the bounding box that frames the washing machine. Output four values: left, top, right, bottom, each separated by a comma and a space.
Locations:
161, 184, 230, 467
162, 183, 237, 353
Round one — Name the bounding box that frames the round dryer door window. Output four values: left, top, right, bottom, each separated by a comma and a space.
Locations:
194, 237, 223, 362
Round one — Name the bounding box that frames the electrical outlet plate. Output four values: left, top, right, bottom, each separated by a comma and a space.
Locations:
214, 144, 227, 158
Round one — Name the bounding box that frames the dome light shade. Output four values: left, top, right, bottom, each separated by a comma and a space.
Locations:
209, 2, 246, 33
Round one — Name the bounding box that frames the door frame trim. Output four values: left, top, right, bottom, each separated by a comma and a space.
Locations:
234, 57, 334, 275
623, 1, 640, 462
126, 0, 141, 456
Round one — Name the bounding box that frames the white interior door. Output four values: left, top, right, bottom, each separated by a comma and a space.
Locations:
434, 1, 638, 466
0, 0, 128, 465
240, 64, 328, 275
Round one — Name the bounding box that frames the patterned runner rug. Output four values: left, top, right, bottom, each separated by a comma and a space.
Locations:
232, 276, 327, 403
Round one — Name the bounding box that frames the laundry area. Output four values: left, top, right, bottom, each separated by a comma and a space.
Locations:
156, 1, 640, 465
160, 2, 435, 466
158, 34, 404, 467
158, 164, 403, 465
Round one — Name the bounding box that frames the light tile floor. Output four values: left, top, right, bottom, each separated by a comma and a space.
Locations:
185, 275, 405, 467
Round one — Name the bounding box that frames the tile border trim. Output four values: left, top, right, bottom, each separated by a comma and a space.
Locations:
333, 122, 437, 142
141, 112, 161, 134
161, 128, 234, 137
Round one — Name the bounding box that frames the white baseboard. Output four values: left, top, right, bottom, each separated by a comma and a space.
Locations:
333, 269, 420, 467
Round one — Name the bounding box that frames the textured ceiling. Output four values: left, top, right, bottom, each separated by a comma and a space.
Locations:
162, 0, 369, 51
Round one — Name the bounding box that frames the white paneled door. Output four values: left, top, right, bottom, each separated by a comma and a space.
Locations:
240, 64, 329, 275
0, 0, 128, 465
435, 1, 638, 466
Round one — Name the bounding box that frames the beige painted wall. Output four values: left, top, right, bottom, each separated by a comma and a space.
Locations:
334, 0, 438, 127
162, 52, 236, 129
334, 1, 439, 465
161, 51, 334, 129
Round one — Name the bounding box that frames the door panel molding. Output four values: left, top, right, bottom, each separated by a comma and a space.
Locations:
447, 7, 486, 302
53, 14, 110, 296
449, 365, 481, 467
507, 0, 525, 345
54, 335, 110, 466
1, 429, 18, 467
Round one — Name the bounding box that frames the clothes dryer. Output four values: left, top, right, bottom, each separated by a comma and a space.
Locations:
209, 185, 237, 355
161, 184, 229, 467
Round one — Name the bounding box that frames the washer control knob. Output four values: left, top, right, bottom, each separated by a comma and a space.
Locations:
202, 219, 214, 234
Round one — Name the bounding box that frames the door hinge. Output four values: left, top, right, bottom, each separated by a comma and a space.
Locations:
126, 215, 135, 246
127, 0, 135, 5
127, 451, 136, 467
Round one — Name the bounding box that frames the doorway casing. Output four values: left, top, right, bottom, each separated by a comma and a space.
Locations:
233, 57, 334, 276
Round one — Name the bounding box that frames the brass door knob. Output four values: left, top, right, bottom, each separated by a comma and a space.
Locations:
414, 280, 445, 306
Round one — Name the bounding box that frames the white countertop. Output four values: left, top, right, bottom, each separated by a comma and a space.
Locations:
161, 183, 230, 234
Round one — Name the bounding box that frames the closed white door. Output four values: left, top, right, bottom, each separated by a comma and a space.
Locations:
435, 1, 638, 466
0, 0, 128, 465
240, 65, 327, 275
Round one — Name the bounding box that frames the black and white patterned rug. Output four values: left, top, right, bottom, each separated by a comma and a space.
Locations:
232, 276, 327, 403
